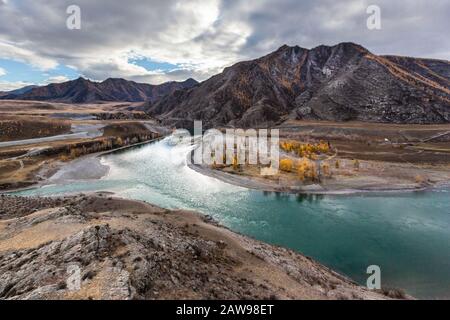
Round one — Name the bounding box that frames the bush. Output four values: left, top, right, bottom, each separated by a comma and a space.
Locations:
280, 158, 294, 172
415, 175, 424, 184
322, 162, 331, 177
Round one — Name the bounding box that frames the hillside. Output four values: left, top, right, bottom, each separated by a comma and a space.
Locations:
146, 42, 450, 127
1, 77, 198, 103
0, 194, 395, 300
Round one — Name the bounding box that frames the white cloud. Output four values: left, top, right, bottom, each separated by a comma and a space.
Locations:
0, 0, 249, 83
0, 67, 6, 77
45, 75, 69, 83
0, 0, 448, 84
0, 75, 74, 91
0, 41, 58, 70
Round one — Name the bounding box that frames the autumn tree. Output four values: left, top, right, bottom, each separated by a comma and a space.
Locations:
296, 158, 310, 181
116, 137, 124, 146
322, 162, 331, 177
232, 155, 239, 171
280, 158, 294, 172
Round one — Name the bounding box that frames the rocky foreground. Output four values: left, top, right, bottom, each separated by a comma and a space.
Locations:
0, 194, 400, 300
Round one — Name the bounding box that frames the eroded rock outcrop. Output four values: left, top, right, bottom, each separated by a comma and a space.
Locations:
0, 194, 399, 300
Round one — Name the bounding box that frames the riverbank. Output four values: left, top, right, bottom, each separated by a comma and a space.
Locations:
10, 137, 447, 196
187, 146, 450, 195
0, 193, 401, 300
0, 124, 163, 191
5, 136, 170, 194
188, 162, 450, 195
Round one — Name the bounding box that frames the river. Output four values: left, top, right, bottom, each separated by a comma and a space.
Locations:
14, 136, 450, 299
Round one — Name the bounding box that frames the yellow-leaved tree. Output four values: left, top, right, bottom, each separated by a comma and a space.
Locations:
280, 158, 294, 172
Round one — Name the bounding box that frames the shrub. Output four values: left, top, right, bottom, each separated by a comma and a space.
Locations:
322, 162, 331, 177
335, 160, 340, 169
115, 137, 124, 146
280, 158, 294, 172
415, 175, 424, 184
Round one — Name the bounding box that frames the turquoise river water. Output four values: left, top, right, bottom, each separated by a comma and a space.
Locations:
14, 137, 450, 299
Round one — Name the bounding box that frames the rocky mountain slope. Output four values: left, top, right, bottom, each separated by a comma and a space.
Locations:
0, 194, 399, 300
146, 42, 450, 127
2, 77, 198, 103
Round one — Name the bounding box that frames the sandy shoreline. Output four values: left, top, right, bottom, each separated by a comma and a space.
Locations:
187, 159, 450, 196
188, 163, 433, 195
2, 138, 165, 194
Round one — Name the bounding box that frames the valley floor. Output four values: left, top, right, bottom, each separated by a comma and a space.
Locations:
1, 100, 448, 300
0, 100, 168, 191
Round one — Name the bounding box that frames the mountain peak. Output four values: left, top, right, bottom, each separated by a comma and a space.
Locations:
275, 44, 305, 53
182, 78, 199, 85
147, 43, 450, 127
274, 42, 368, 54
334, 42, 370, 53
1, 76, 198, 103
73, 76, 91, 83
277, 44, 290, 51
102, 78, 131, 84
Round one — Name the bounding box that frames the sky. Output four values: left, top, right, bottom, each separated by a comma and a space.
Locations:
0, 0, 449, 91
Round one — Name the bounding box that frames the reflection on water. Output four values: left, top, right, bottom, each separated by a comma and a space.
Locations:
261, 192, 325, 204
296, 193, 324, 203
13, 137, 450, 299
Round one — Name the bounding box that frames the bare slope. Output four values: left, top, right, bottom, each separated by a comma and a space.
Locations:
146, 42, 450, 127
2, 77, 198, 103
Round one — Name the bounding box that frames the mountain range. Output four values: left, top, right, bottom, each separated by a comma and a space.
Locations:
146, 42, 450, 127
2, 42, 449, 125
1, 77, 198, 103
0, 85, 39, 97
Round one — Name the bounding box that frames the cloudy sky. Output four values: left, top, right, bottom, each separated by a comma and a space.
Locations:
0, 0, 449, 90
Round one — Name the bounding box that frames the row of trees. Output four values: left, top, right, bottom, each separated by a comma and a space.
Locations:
280, 158, 326, 182
280, 140, 331, 158
279, 158, 361, 182
60, 134, 155, 161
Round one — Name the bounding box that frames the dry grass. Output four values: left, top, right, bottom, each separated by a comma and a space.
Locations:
0, 119, 70, 142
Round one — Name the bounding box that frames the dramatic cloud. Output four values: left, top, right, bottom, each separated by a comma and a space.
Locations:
0, 0, 448, 85
45, 75, 69, 83
0, 67, 6, 77
0, 41, 58, 70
